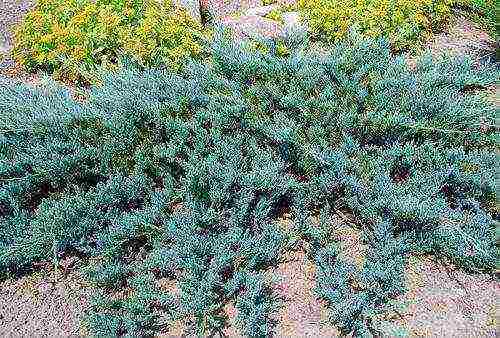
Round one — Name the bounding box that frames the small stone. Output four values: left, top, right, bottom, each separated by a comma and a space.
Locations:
0, 43, 9, 54
282, 11, 301, 29
221, 15, 282, 40
281, 11, 307, 36
201, 0, 263, 19
0, 33, 10, 55
246, 4, 280, 17
278, 0, 298, 5
173, 0, 202, 23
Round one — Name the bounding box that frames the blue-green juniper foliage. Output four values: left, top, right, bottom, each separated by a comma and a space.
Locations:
0, 31, 497, 337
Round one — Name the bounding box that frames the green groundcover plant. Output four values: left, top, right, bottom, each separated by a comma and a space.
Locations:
298, 0, 454, 49
298, 0, 496, 49
11, 0, 204, 83
0, 31, 498, 337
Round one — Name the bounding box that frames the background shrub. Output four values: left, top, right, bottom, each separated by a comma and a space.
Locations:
12, 0, 204, 83
298, 0, 453, 49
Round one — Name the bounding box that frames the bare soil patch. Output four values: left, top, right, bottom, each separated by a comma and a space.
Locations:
0, 266, 92, 337
424, 13, 497, 65
398, 256, 499, 337
0, 0, 33, 73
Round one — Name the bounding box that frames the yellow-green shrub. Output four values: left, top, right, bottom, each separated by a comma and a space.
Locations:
265, 8, 285, 24
12, 0, 203, 83
299, 0, 453, 49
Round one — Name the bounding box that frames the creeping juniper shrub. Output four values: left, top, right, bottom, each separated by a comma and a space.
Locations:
0, 31, 497, 336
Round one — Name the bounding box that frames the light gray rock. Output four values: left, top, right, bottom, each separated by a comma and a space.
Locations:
277, 0, 298, 6
219, 10, 308, 43
0, 42, 10, 54
173, 0, 202, 23
282, 11, 302, 30
221, 15, 282, 40
246, 4, 280, 17
279, 11, 308, 47
201, 0, 263, 20
282, 11, 307, 35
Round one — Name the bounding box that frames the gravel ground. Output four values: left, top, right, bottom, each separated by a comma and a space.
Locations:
0, 266, 93, 337
161, 222, 499, 337
425, 13, 497, 65
268, 229, 499, 338
269, 251, 340, 337
398, 256, 499, 337
0, 0, 33, 71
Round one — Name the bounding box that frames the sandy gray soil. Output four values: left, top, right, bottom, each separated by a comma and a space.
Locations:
424, 13, 497, 65
0, 0, 33, 71
1, 252, 497, 337
399, 256, 498, 337
269, 251, 341, 337
159, 223, 499, 337
0, 267, 93, 337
